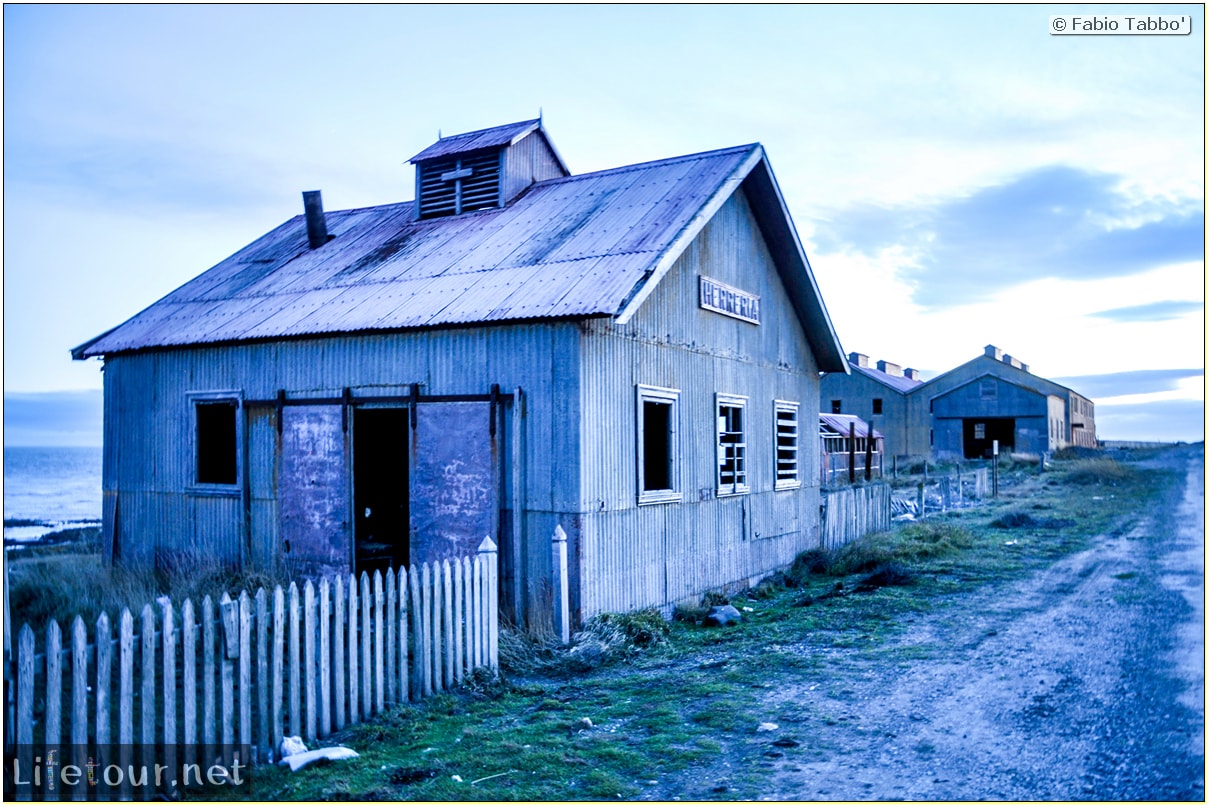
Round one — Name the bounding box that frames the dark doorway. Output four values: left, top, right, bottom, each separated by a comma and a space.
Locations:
353, 408, 409, 575
963, 417, 1015, 459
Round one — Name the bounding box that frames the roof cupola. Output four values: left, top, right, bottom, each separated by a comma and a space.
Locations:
408, 119, 570, 220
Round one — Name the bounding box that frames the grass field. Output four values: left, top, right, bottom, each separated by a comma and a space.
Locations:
181, 452, 1177, 802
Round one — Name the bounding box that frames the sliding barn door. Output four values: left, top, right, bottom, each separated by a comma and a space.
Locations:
409, 401, 499, 566
279, 405, 351, 577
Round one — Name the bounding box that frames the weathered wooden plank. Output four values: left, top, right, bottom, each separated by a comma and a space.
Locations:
385, 570, 397, 706
398, 568, 409, 702
161, 601, 176, 747
96, 612, 112, 747
118, 609, 134, 801
360, 572, 372, 714
421, 562, 432, 696
256, 587, 269, 763
17, 626, 34, 801
319, 578, 331, 737
461, 556, 472, 673
442, 560, 454, 687
119, 609, 134, 745
219, 594, 235, 750
71, 616, 88, 800
45, 620, 63, 753
304, 581, 317, 742
431, 563, 443, 692
17, 624, 34, 745
347, 574, 359, 723
471, 556, 482, 670
182, 601, 196, 767
141, 604, 156, 746
239, 591, 253, 751
408, 565, 423, 700
288, 582, 301, 737
453, 559, 464, 682
203, 596, 217, 748
271, 586, 284, 757
374, 571, 385, 714
333, 575, 346, 729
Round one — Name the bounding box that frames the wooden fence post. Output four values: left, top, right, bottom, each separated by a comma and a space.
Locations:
182, 601, 196, 770
420, 563, 433, 697
17, 625, 33, 800
442, 561, 454, 689
203, 596, 216, 748
551, 528, 570, 645
45, 619, 62, 773
303, 581, 316, 742
408, 565, 423, 701
96, 611, 112, 775
319, 579, 331, 737
385, 571, 396, 706
239, 591, 253, 751
479, 536, 499, 670
360, 572, 373, 712
374, 571, 385, 715
141, 604, 156, 748
348, 574, 360, 723
453, 561, 464, 683
403, 570, 413, 700
287, 583, 300, 737
333, 576, 345, 730
271, 586, 284, 756
255, 587, 269, 761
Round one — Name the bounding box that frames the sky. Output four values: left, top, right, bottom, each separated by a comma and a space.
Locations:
3, 4, 1204, 444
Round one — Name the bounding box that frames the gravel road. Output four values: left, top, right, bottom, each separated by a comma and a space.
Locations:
756, 444, 1204, 801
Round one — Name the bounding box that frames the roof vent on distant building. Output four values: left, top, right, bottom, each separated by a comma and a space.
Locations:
848, 352, 869, 368
876, 360, 901, 376
903, 368, 920, 381
984, 344, 1003, 361
302, 190, 330, 249
409, 119, 570, 220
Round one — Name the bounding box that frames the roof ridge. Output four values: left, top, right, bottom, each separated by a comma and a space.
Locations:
534, 143, 758, 187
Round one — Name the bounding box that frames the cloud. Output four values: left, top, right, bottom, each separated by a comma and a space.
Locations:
1088, 300, 1203, 323
1051, 369, 1204, 400
1094, 398, 1205, 443
812, 165, 1204, 309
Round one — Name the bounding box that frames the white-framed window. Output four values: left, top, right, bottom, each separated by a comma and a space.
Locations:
189, 391, 242, 493
774, 400, 801, 490
716, 393, 749, 496
637, 385, 681, 505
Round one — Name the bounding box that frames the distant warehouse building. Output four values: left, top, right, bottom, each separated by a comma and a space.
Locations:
73, 119, 849, 630
823, 345, 1096, 461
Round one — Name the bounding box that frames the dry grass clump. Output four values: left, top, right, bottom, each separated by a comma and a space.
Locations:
1060, 458, 1135, 485
8, 550, 293, 634
500, 609, 670, 677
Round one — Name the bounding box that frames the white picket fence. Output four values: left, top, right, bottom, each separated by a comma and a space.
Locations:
7, 538, 499, 796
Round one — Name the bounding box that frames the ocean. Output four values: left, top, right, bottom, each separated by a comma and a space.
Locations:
4, 446, 103, 542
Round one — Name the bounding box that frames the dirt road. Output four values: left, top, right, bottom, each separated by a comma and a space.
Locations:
757, 445, 1204, 800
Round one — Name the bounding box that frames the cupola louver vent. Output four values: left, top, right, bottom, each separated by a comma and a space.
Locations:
417, 149, 502, 219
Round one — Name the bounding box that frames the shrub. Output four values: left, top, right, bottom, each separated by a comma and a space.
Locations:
856, 562, 914, 590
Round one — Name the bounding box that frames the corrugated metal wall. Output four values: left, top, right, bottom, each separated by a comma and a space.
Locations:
101, 322, 581, 623
575, 188, 822, 618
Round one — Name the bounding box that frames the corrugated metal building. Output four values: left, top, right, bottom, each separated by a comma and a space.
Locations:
824, 344, 1097, 460
73, 119, 848, 629
820, 352, 922, 460
916, 345, 1097, 459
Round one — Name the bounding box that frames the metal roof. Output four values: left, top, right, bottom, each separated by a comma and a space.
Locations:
851, 363, 923, 393
408, 119, 542, 163
819, 413, 883, 440
75, 139, 848, 370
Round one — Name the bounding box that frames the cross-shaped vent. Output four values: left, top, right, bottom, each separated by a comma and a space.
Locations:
417, 149, 502, 219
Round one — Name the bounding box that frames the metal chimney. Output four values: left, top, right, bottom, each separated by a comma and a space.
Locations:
303, 190, 329, 249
